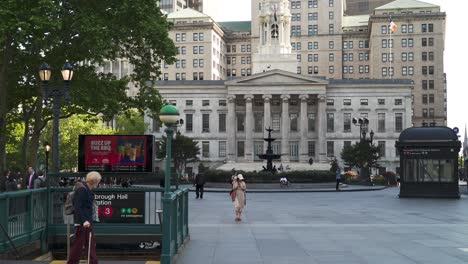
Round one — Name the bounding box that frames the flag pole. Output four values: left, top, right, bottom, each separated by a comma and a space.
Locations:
389, 16, 392, 79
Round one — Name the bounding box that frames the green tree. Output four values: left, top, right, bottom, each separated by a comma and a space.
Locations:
115, 109, 149, 135
41, 115, 115, 171
341, 141, 381, 181
0, 0, 176, 172
157, 134, 200, 176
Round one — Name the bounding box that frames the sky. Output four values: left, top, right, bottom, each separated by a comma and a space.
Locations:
204, 0, 468, 140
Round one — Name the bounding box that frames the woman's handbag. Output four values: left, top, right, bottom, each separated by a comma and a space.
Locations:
229, 190, 235, 201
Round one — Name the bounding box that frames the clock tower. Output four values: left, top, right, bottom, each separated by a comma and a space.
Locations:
252, 0, 298, 74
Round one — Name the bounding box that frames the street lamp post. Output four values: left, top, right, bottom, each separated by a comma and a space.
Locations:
159, 104, 180, 264
44, 141, 51, 176
39, 62, 73, 173
352, 117, 375, 183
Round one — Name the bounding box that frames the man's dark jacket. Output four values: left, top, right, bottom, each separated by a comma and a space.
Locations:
72, 182, 95, 225
194, 174, 206, 185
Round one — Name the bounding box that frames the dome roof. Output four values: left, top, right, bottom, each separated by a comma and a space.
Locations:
398, 126, 458, 141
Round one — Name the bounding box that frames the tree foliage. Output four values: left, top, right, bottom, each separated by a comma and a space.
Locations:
115, 109, 149, 135
0, 0, 176, 172
157, 134, 200, 176
40, 115, 115, 172
340, 141, 381, 170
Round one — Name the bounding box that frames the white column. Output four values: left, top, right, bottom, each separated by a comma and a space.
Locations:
405, 95, 412, 129
262, 94, 272, 151
299, 94, 309, 162
281, 94, 290, 162
244, 94, 254, 162
227, 95, 236, 162
317, 95, 327, 162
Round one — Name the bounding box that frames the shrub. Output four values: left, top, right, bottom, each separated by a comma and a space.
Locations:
372, 175, 386, 185
343, 170, 358, 183
203, 169, 335, 183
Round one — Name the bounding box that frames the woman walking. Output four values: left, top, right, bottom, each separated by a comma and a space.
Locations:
232, 174, 247, 222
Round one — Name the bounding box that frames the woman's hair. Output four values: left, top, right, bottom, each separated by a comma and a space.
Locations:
86, 171, 102, 185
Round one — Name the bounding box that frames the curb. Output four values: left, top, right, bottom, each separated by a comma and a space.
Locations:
187, 186, 389, 193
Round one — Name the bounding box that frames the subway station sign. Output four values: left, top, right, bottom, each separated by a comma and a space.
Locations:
95, 192, 145, 223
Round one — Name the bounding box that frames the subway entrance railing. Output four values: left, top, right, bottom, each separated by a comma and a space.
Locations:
0, 172, 189, 263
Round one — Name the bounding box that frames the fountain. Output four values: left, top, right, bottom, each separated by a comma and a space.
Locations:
258, 127, 281, 172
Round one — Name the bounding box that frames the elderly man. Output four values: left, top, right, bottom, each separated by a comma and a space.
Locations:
67, 171, 101, 264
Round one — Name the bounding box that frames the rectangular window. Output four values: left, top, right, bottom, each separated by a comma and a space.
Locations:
381, 25, 387, 34
202, 141, 210, 157
186, 114, 193, 132
409, 66, 414, 75
422, 24, 427, 33
423, 108, 428, 118
202, 114, 210, 132
360, 99, 368, 106
308, 141, 316, 157
327, 141, 334, 157
429, 108, 434, 117
429, 94, 434, 103
186, 100, 193, 106
202, 100, 210, 106
308, 113, 315, 132
409, 24, 414, 33
359, 40, 363, 48
272, 113, 280, 131
237, 141, 244, 157
327, 113, 334, 132
382, 39, 387, 48
378, 113, 385, 132
329, 11, 334, 19
343, 113, 351, 133
254, 113, 263, 132
395, 113, 403, 132
193, 33, 198, 41
219, 141, 226, 157
402, 67, 407, 75
219, 113, 226, 132
378, 99, 385, 105
429, 80, 434, 89
326, 99, 334, 106
402, 24, 407, 33
395, 99, 402, 105
378, 141, 386, 157
198, 33, 203, 41
237, 114, 245, 132
290, 113, 298, 132
402, 52, 407, 61
329, 41, 334, 49
359, 53, 363, 61
343, 99, 351, 106
329, 66, 334, 74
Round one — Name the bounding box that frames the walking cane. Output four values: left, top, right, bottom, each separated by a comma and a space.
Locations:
87, 231, 92, 264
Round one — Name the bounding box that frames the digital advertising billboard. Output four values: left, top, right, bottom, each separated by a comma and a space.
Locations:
78, 135, 154, 172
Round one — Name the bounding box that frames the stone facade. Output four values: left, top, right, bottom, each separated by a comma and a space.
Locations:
148, 70, 412, 173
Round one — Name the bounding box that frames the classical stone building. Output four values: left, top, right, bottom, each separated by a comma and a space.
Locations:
150, 70, 412, 173
151, 0, 413, 174
162, 0, 446, 127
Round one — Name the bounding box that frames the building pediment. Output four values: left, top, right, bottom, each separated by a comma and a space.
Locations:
225, 69, 329, 86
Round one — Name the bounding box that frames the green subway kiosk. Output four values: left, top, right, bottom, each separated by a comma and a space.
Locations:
396, 127, 461, 198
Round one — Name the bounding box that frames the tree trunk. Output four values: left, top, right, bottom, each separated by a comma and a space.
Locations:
20, 110, 30, 169
0, 34, 13, 173
27, 95, 45, 169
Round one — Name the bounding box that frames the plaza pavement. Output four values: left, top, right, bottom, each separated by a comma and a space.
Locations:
3, 186, 468, 263
175, 186, 468, 264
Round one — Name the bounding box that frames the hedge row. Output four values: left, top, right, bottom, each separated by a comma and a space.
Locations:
203, 170, 335, 183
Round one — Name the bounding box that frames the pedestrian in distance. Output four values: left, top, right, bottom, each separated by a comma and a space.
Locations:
67, 171, 101, 264
5, 170, 18, 192
232, 174, 247, 222
336, 168, 341, 191
26, 166, 38, 189
194, 173, 206, 199
33, 170, 46, 189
